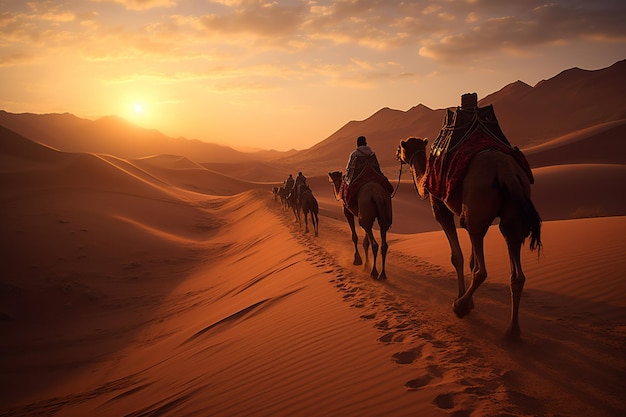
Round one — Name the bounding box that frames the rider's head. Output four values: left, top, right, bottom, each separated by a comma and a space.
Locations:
357, 136, 367, 147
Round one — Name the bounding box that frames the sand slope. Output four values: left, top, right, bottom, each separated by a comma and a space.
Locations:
1, 128, 625, 416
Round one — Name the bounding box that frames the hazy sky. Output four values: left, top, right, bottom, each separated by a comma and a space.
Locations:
1, 0, 625, 150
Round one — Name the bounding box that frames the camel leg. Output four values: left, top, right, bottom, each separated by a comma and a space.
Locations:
454, 230, 487, 318
304, 211, 309, 233
313, 213, 319, 237
362, 231, 371, 266
505, 237, 525, 339
364, 227, 379, 279
293, 206, 300, 225
345, 208, 362, 265
433, 199, 465, 298
378, 228, 388, 280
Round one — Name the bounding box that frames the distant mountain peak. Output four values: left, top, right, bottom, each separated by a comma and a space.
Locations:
409, 103, 432, 111
500, 80, 532, 94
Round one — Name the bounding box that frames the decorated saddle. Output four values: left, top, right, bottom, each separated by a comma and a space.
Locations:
341, 165, 394, 216
424, 94, 533, 203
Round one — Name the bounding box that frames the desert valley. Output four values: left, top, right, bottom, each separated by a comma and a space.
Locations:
1, 60, 625, 417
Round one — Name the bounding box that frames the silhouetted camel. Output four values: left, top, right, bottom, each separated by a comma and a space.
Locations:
397, 137, 541, 338
287, 189, 300, 225
328, 171, 392, 280
277, 186, 289, 210
299, 186, 319, 236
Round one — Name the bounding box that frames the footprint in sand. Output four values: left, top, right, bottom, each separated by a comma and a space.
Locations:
405, 373, 433, 390
432, 392, 456, 409
426, 364, 444, 378
378, 332, 395, 343
378, 332, 406, 343
391, 346, 423, 364
405, 363, 445, 391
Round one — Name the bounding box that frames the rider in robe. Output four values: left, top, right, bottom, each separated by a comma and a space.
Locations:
342, 136, 391, 209
284, 174, 294, 193
345, 136, 383, 185
294, 171, 308, 199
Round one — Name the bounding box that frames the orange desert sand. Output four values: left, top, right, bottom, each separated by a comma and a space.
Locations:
1, 126, 625, 417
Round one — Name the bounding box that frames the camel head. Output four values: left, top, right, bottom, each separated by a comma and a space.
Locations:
397, 137, 428, 174
328, 171, 342, 183
398, 137, 429, 199
328, 171, 343, 195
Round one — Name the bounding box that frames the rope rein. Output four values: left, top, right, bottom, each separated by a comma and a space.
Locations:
329, 179, 341, 201
330, 150, 420, 202
390, 160, 403, 198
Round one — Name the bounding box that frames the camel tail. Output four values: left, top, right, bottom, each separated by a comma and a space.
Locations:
525, 197, 542, 252
371, 186, 392, 230
498, 171, 542, 253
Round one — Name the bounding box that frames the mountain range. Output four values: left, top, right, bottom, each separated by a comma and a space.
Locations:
1, 59, 625, 180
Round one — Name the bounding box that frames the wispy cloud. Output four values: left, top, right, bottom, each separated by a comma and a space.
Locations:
419, 1, 626, 62
1, 0, 624, 150
91, 0, 176, 11
3, 1, 624, 65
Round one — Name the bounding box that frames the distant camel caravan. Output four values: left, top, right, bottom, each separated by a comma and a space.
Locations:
274, 183, 319, 236
396, 93, 542, 338
328, 171, 392, 280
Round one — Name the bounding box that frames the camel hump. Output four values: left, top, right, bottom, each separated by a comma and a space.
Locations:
425, 94, 534, 203
430, 93, 512, 157
342, 166, 393, 214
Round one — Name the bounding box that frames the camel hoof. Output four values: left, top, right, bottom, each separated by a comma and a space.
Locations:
453, 299, 470, 318
505, 326, 522, 341
377, 272, 387, 281
353, 254, 363, 265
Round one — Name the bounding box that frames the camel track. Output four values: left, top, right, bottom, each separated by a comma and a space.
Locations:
267, 193, 624, 417
269, 196, 546, 417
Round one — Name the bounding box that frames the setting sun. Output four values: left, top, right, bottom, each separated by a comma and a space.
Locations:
128, 102, 149, 124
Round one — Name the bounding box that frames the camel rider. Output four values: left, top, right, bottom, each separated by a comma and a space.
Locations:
345, 136, 382, 185
284, 174, 295, 193
294, 171, 308, 198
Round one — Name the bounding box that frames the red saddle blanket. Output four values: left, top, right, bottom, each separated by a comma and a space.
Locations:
341, 166, 394, 216
425, 128, 534, 203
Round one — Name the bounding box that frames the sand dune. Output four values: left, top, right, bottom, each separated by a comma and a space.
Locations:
532, 164, 626, 219
524, 119, 626, 167
1, 128, 625, 416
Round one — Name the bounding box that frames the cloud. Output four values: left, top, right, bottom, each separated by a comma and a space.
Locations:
91, 0, 176, 11
1, 0, 624, 80
0, 52, 35, 66
419, 1, 626, 62
198, 2, 306, 38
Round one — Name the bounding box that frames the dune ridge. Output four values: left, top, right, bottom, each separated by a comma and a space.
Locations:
2, 110, 626, 417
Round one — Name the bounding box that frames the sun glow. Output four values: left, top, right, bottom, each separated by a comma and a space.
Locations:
127, 101, 149, 124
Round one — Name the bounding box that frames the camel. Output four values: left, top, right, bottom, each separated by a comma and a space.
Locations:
328, 171, 392, 280
276, 186, 289, 210
287, 189, 301, 225
298, 186, 319, 236
397, 137, 541, 339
